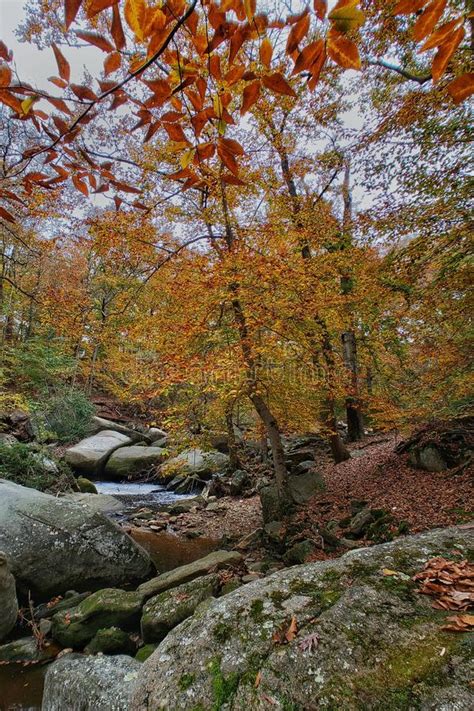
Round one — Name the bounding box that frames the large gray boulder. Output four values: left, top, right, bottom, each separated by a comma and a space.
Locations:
161, 448, 229, 480
88, 416, 150, 443
42, 654, 141, 711
131, 525, 474, 710
104, 446, 166, 479
0, 479, 151, 598
64, 430, 131, 476
0, 551, 18, 641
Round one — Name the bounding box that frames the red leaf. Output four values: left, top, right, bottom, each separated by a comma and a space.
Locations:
314, 1, 327, 21
104, 51, 122, 76
72, 175, 89, 196
65, 0, 83, 30
87, 0, 118, 18
447, 73, 474, 104
70, 84, 97, 101
0, 205, 16, 223
412, 0, 447, 43
52, 44, 70, 83
47, 96, 72, 116
48, 76, 68, 89
111, 4, 126, 50
0, 62, 11, 87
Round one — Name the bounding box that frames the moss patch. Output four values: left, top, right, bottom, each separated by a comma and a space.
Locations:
208, 657, 240, 710
179, 673, 195, 690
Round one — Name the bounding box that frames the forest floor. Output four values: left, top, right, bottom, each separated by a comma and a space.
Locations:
169, 433, 473, 560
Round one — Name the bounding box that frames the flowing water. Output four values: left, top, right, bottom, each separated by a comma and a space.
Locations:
1, 481, 218, 710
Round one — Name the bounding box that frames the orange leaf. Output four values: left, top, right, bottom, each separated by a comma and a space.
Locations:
393, 0, 429, 14
420, 19, 462, 51
110, 180, 141, 193
327, 28, 361, 70
412, 0, 447, 43
72, 175, 89, 196
287, 12, 311, 54
75, 31, 114, 53
65, 0, 82, 30
124, 0, 147, 42
262, 73, 296, 97
260, 37, 273, 69
0, 62, 11, 88
87, 0, 118, 17
307, 45, 327, 89
447, 73, 474, 104
52, 43, 70, 83
0, 89, 22, 114
111, 4, 126, 50
314, 1, 327, 20
241, 80, 261, 114
292, 39, 325, 75
221, 173, 246, 186
104, 51, 122, 76
432, 26, 465, 82
0, 205, 16, 223
217, 140, 239, 176
285, 616, 298, 643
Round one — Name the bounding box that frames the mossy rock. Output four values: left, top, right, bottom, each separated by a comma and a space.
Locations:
76, 477, 98, 494
135, 644, 157, 662
51, 588, 144, 648
141, 574, 218, 644
84, 626, 136, 655
129, 524, 474, 711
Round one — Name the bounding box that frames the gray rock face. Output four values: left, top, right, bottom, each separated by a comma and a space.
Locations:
89, 416, 149, 443
130, 525, 474, 711
0, 479, 151, 598
51, 588, 144, 648
287, 470, 325, 504
141, 574, 218, 643
0, 552, 17, 641
61, 492, 124, 513
104, 446, 166, 479
137, 550, 242, 601
409, 445, 448, 472
42, 654, 141, 711
64, 430, 131, 476
0, 636, 58, 663
161, 448, 229, 480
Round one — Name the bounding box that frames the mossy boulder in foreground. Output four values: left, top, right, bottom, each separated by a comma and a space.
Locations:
131, 524, 474, 710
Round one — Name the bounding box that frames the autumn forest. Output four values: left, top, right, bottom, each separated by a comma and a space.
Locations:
0, 2, 472, 709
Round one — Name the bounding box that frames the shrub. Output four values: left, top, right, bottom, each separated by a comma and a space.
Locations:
0, 442, 76, 493
30, 389, 95, 444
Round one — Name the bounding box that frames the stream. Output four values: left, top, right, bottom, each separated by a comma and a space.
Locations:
0, 481, 218, 711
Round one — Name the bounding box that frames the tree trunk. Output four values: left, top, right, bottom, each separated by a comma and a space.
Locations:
342, 330, 364, 441
225, 406, 241, 470
219, 187, 289, 515
324, 400, 351, 463
270, 127, 350, 462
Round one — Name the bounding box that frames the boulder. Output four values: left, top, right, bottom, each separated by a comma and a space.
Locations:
259, 483, 282, 524
137, 550, 242, 601
0, 433, 18, 446
0, 479, 151, 598
0, 636, 58, 663
230, 469, 249, 495
104, 446, 166, 479
89, 416, 149, 443
141, 574, 218, 643
77, 477, 98, 494
410, 445, 448, 472
51, 588, 144, 648
161, 448, 229, 480
147, 427, 168, 443
287, 470, 325, 504
130, 525, 474, 711
84, 627, 136, 655
0, 552, 18, 641
42, 654, 141, 711
282, 539, 315, 565
65, 430, 132, 476
62, 492, 124, 514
